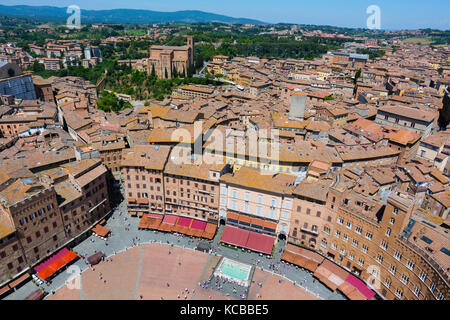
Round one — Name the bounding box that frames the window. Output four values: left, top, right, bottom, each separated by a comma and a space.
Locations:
258, 195, 263, 204
221, 186, 227, 195
394, 251, 402, 261
348, 252, 354, 260
390, 218, 395, 225
384, 279, 391, 289
393, 208, 398, 215
284, 200, 292, 210
355, 226, 362, 234
297, 206, 302, 212
232, 190, 237, 198
389, 264, 397, 275
414, 285, 421, 297
270, 209, 275, 218
337, 217, 344, 225
331, 243, 337, 250
380, 240, 388, 250
386, 228, 391, 237
343, 234, 349, 241
395, 288, 403, 299
376, 254, 383, 264
430, 282, 436, 293
365, 232, 373, 240
244, 203, 249, 213
231, 200, 237, 210
339, 247, 346, 255
419, 271, 427, 282
346, 221, 353, 229
352, 239, 359, 247
401, 274, 409, 285
406, 260, 415, 271
316, 211, 321, 218
362, 244, 368, 254
282, 211, 289, 219
437, 293, 444, 300
245, 192, 250, 201
257, 206, 262, 216
306, 208, 311, 215
334, 230, 341, 237
270, 198, 276, 207
357, 258, 364, 266
221, 197, 226, 205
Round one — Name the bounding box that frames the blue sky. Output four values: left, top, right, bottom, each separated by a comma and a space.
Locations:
2, 0, 449, 30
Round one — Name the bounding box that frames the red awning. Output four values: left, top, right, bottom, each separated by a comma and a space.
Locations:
48, 259, 66, 272
250, 217, 264, 227
36, 267, 55, 281
220, 225, 249, 248
202, 223, 217, 239
220, 225, 275, 255
345, 274, 375, 300
177, 216, 192, 227
246, 231, 275, 255
147, 213, 163, 219
238, 215, 252, 224
263, 220, 277, 230
92, 225, 110, 237
191, 219, 207, 231
61, 251, 78, 264
162, 215, 178, 225
226, 212, 239, 221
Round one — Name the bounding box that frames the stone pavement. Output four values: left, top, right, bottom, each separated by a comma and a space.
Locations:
3, 197, 345, 301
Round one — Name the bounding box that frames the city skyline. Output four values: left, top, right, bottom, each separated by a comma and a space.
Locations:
0, 0, 449, 30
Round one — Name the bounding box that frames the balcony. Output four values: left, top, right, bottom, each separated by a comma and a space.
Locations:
300, 227, 319, 236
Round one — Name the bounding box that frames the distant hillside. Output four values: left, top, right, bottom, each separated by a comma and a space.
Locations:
0, 5, 266, 25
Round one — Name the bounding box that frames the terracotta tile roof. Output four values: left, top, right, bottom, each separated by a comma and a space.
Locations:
0, 178, 46, 207
121, 145, 171, 171
378, 104, 436, 122
220, 166, 296, 195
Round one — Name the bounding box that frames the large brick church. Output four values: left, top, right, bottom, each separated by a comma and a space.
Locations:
148, 36, 194, 79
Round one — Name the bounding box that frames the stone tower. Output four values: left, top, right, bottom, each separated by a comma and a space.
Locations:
187, 36, 194, 67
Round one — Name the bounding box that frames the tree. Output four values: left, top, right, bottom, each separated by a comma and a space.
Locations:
151, 63, 156, 77
438, 91, 450, 129
164, 68, 168, 79
172, 66, 178, 78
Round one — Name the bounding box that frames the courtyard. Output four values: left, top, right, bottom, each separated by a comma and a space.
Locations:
3, 198, 345, 301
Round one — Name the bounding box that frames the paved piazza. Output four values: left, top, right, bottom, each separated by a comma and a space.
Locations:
4, 199, 345, 301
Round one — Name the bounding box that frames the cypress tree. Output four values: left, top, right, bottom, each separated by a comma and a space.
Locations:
151, 63, 156, 77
